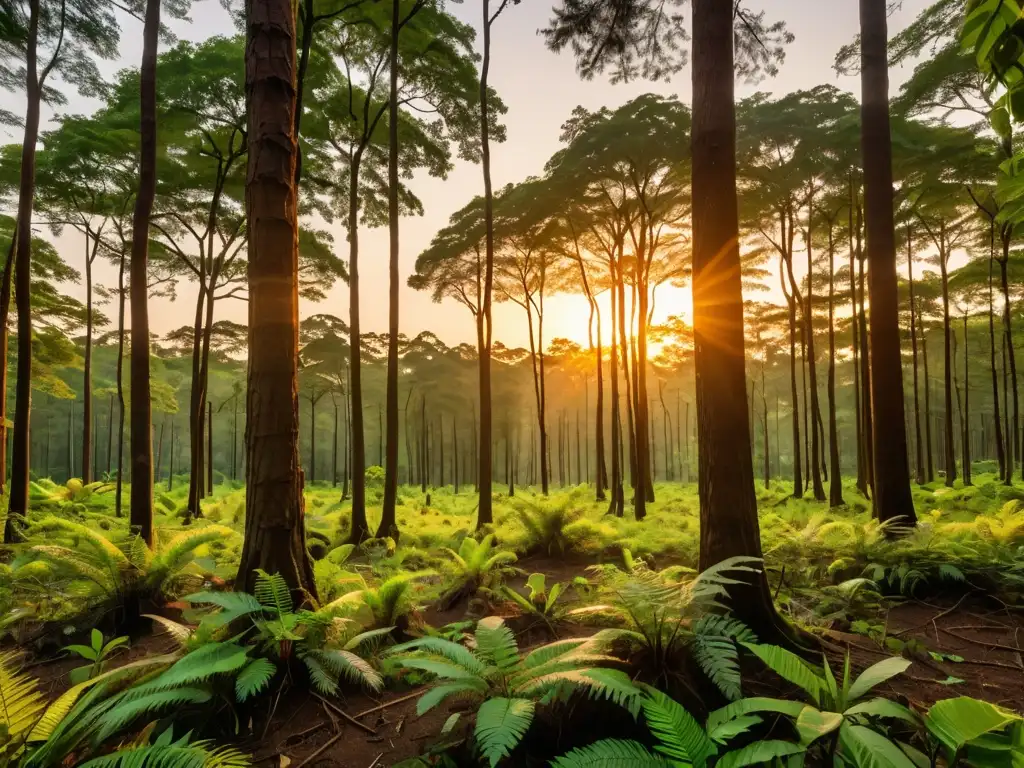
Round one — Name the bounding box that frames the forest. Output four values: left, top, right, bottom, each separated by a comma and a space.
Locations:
8, 0, 1024, 765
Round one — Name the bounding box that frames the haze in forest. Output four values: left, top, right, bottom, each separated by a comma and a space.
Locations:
0, 0, 934, 350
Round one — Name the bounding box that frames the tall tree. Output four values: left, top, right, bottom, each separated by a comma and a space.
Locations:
236, 0, 317, 599
3, 0, 118, 538
859, 0, 916, 525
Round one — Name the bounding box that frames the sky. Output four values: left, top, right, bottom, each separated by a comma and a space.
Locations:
2, 0, 936, 351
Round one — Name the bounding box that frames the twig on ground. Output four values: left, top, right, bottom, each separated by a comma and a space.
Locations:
293, 730, 344, 768
368, 754, 384, 768
940, 627, 1024, 654
894, 593, 971, 637
353, 690, 423, 720
313, 693, 378, 735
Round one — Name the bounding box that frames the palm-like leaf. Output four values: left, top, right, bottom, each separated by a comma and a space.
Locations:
846, 657, 911, 703
741, 643, 823, 706
550, 739, 670, 767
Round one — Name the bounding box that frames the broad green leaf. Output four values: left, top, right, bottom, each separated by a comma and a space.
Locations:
926, 697, 1020, 758
847, 656, 911, 702
717, 740, 804, 768
846, 698, 919, 724
708, 714, 761, 745
795, 707, 843, 746
707, 697, 804, 733
838, 723, 918, 768
741, 644, 823, 705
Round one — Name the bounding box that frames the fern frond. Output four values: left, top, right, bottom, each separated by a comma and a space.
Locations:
144, 615, 194, 648
474, 617, 520, 673
550, 739, 669, 767
235, 658, 276, 702
78, 739, 251, 768
253, 571, 293, 615
153, 526, 237, 577
131, 643, 251, 693
474, 697, 534, 768
95, 688, 213, 743
641, 688, 715, 768
415, 682, 485, 715
302, 649, 383, 692
183, 591, 264, 628
390, 637, 488, 676
0, 651, 46, 752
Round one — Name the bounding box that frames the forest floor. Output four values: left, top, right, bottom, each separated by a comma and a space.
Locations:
8, 470, 1024, 766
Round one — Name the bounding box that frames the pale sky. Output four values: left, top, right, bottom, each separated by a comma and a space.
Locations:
3, 0, 934, 351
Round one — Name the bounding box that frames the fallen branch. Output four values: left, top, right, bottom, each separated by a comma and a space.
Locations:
293, 730, 344, 768
893, 593, 971, 637
940, 627, 1024, 654
353, 690, 424, 720
313, 693, 378, 735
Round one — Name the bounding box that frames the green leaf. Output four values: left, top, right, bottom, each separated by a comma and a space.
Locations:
926, 697, 1020, 759
847, 656, 911, 702
415, 682, 481, 715
706, 697, 804, 733
838, 723, 918, 768
90, 629, 103, 652
475, 697, 534, 768
845, 698, 919, 724
716, 740, 804, 768
549, 739, 668, 767
641, 689, 715, 768
992, 106, 1013, 140
65, 644, 99, 661
708, 714, 761, 745
235, 658, 276, 702
795, 707, 843, 746
741, 644, 823, 705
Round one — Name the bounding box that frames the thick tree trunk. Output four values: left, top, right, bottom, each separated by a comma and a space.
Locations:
476, 0, 496, 528
347, 150, 369, 542
237, 0, 317, 600
379, 0, 401, 537
186, 288, 206, 520
692, 0, 792, 644
860, 0, 916, 525
128, 0, 160, 545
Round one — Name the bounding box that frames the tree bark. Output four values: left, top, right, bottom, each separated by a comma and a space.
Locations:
6, 0, 46, 541
860, 0, 916, 525
989, 224, 1006, 481
128, 0, 160, 545
692, 0, 793, 644
236, 0, 317, 600
115, 254, 126, 518
999, 231, 1018, 483
939, 232, 957, 486
907, 229, 925, 484
827, 220, 844, 507
962, 313, 972, 485
922, 317, 934, 480
0, 237, 13, 498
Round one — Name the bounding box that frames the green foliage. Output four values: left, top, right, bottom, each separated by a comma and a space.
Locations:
64, 630, 130, 685
439, 534, 517, 607
185, 571, 384, 697
392, 616, 639, 766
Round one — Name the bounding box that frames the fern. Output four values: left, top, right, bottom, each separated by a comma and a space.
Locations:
550, 739, 669, 767
253, 570, 293, 615
300, 649, 383, 692
77, 730, 250, 768
235, 658, 276, 702
641, 688, 715, 768
94, 688, 214, 743
0, 651, 46, 760
691, 616, 757, 702
474, 697, 534, 768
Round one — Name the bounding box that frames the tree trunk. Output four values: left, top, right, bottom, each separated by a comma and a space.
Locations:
962, 313, 972, 485
999, 233, 1018, 482
207, 400, 214, 491
989, 225, 1006, 481
827, 221, 844, 507
922, 317, 934, 481
607, 255, 624, 517
332, 401, 339, 487
380, 0, 400, 534
940, 241, 956, 486
804, 210, 825, 501
83, 235, 94, 484
786, 288, 802, 497
156, 419, 164, 486
6, 0, 45, 541
856, 205, 875, 494
594, 305, 607, 498
860, 0, 916, 524
309, 396, 317, 483
347, 147, 369, 542
908, 230, 925, 484
115, 254, 126, 518
186, 287, 206, 519
476, 0, 497, 528
849, 180, 865, 496
128, 0, 160, 545
168, 419, 175, 490
236, 0, 317, 600
692, 0, 793, 644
